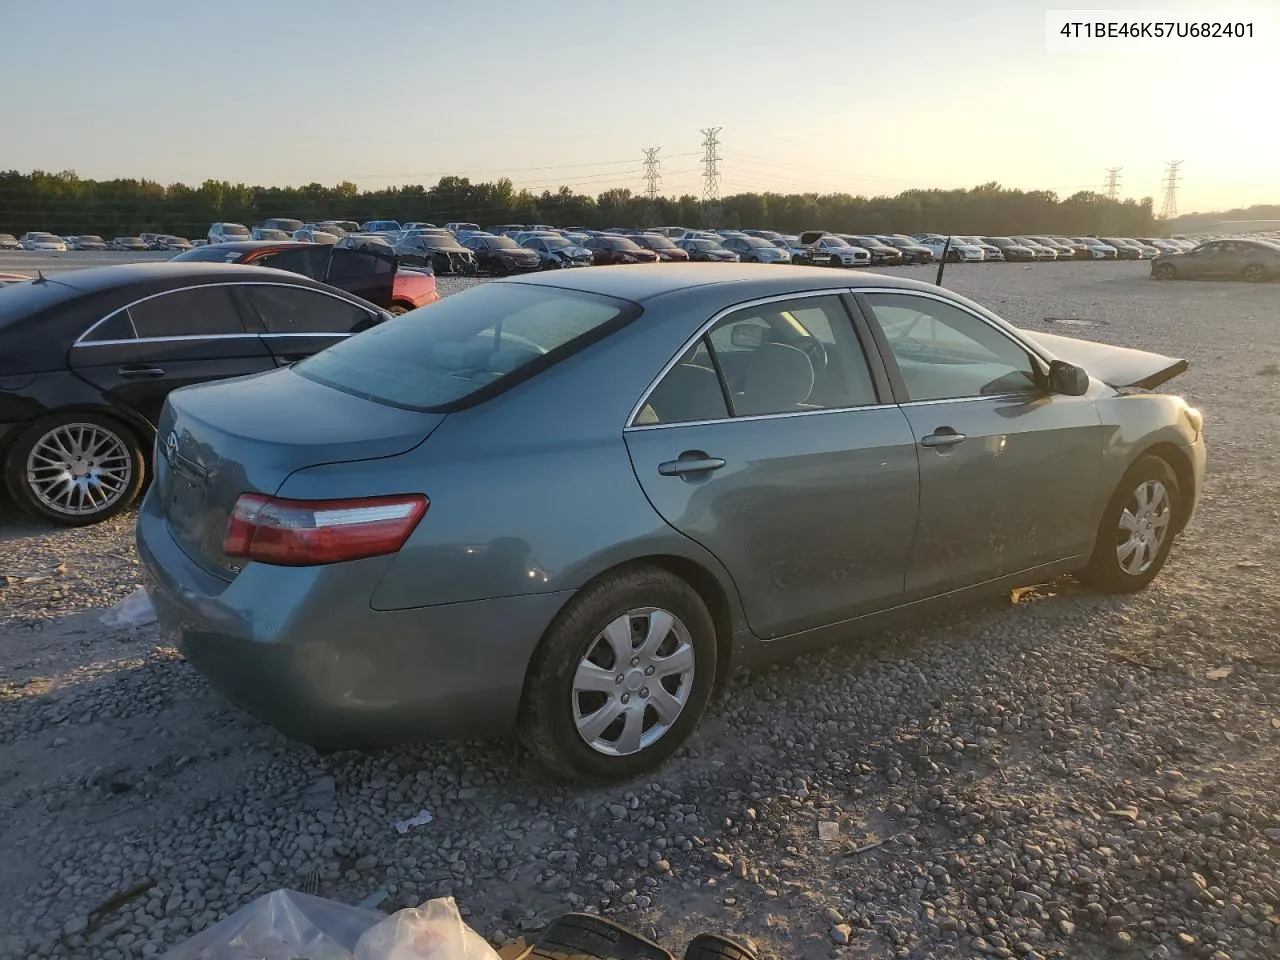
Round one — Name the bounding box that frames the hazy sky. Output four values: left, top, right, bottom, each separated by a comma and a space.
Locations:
2, 0, 1274, 213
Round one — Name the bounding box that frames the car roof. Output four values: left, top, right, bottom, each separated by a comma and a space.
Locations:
490, 263, 947, 304
11, 261, 333, 297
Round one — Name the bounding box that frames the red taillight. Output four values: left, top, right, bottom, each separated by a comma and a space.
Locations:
223, 493, 428, 566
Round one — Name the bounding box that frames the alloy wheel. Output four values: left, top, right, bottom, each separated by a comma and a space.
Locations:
26, 422, 133, 517
1243, 264, 1265, 282
1115, 480, 1171, 576
571, 607, 696, 756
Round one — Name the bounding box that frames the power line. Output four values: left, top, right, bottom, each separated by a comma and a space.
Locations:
642, 147, 662, 202
1104, 167, 1123, 200
1160, 160, 1183, 220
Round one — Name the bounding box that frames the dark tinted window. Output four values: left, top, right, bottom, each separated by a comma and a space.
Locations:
81, 310, 135, 343
327, 249, 387, 283
254, 246, 330, 279
246, 286, 371, 335
128, 286, 245, 339
296, 284, 633, 411
170, 246, 242, 263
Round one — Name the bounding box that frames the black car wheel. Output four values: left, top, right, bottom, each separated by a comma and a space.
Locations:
1079, 454, 1180, 594
1153, 262, 1177, 281
1242, 263, 1267, 282
490, 259, 507, 277
519, 563, 717, 782
388, 302, 414, 316
5, 412, 146, 526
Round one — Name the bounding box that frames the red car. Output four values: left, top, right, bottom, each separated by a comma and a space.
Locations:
583, 234, 660, 265
172, 241, 438, 314
628, 233, 691, 262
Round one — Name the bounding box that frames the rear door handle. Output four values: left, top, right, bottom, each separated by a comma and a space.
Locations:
920, 428, 967, 448
658, 456, 726, 477
117, 365, 165, 379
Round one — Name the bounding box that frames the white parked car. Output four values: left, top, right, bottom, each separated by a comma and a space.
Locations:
207, 222, 251, 244
19, 232, 66, 252
918, 237, 985, 262
72, 235, 108, 250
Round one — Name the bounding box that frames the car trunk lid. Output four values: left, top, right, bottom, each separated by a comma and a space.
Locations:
1021, 329, 1189, 389
157, 367, 443, 579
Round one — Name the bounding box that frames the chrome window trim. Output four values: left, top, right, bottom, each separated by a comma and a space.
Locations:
73, 280, 378, 347
624, 289, 879, 430
627, 402, 898, 432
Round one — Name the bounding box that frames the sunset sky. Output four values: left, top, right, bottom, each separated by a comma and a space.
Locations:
2, 0, 1274, 213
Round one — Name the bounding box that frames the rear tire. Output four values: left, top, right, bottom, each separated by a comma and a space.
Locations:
1243, 263, 1266, 282
388, 301, 413, 315
4, 412, 145, 527
1153, 263, 1177, 280
519, 564, 717, 782
1079, 454, 1180, 594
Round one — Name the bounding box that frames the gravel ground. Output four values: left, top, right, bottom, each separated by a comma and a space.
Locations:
3, 261, 1279, 960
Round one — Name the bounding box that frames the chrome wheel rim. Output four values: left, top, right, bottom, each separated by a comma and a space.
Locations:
572, 607, 695, 756
1116, 480, 1171, 576
26, 423, 132, 516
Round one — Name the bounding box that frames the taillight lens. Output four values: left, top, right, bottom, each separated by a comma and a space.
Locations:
223, 493, 428, 566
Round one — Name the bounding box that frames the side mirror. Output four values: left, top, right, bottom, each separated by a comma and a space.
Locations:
730, 324, 766, 349
1049, 359, 1089, 396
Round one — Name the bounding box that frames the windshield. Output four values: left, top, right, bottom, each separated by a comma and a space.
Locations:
488, 236, 520, 250
119, 237, 142, 243
691, 239, 722, 250
739, 237, 771, 248
852, 237, 885, 247
609, 237, 642, 251
823, 236, 850, 247
541, 237, 573, 249
221, 224, 249, 235
639, 235, 676, 249
80, 235, 103, 242
296, 284, 636, 412
256, 230, 290, 240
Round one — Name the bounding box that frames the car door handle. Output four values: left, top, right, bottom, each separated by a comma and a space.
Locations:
658, 456, 726, 477
117, 365, 165, 379
920, 428, 967, 448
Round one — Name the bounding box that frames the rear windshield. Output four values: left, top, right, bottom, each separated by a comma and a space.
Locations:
170, 246, 242, 262
295, 283, 637, 411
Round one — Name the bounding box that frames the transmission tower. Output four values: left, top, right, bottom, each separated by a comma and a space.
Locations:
1104, 167, 1122, 200
642, 147, 662, 201
699, 127, 722, 206
1160, 160, 1183, 220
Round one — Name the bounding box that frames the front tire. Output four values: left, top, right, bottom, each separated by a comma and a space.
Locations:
1153, 263, 1177, 280
1079, 454, 1180, 593
388, 301, 413, 316
4, 413, 145, 526
519, 564, 717, 782
1243, 263, 1266, 282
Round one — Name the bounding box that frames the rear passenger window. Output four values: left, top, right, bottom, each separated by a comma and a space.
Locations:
81, 311, 135, 343
245, 287, 371, 335
128, 287, 245, 339
253, 247, 330, 279
636, 296, 878, 424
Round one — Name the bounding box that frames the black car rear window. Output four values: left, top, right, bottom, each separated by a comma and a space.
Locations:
295, 283, 638, 411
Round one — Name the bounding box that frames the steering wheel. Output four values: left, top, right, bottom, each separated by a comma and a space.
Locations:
795, 338, 829, 392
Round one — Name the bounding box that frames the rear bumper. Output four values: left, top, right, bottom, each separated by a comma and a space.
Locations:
136, 489, 571, 749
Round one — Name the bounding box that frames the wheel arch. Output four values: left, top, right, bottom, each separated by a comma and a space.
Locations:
1134, 441, 1196, 533
524, 553, 743, 704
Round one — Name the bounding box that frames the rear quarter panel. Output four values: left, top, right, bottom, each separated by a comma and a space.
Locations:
274, 286, 754, 628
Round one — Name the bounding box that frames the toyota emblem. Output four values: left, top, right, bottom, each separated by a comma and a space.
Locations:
164, 430, 180, 468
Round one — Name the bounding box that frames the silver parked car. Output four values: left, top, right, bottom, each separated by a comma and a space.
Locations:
138, 265, 1204, 781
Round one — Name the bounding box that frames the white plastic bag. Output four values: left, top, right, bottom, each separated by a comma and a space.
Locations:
162, 888, 383, 959
101, 586, 157, 629
163, 891, 499, 960
355, 898, 500, 960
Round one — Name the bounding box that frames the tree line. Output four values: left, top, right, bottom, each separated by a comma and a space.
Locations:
0, 169, 1162, 239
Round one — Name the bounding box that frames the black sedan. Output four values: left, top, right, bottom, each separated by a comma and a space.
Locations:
841, 236, 905, 266
981, 237, 1038, 262
394, 230, 479, 275
460, 234, 542, 275
0, 263, 390, 526
876, 236, 934, 264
